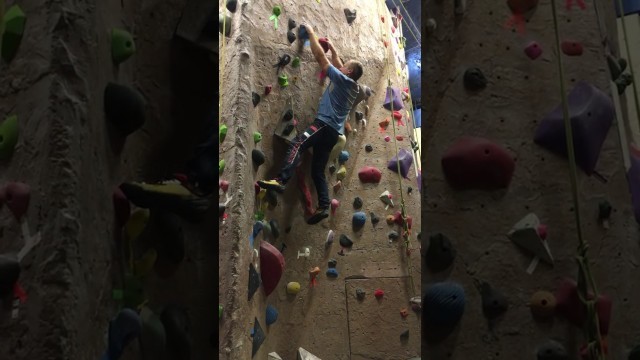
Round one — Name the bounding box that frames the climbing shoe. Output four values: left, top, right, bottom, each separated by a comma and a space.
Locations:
257, 179, 286, 193
307, 207, 329, 225
119, 180, 210, 222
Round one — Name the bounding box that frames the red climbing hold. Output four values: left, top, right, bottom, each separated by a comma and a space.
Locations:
358, 166, 382, 184
507, 0, 539, 14
554, 278, 612, 335
318, 37, 330, 53
254, 183, 261, 195
265, 85, 272, 95
374, 289, 384, 299
1, 182, 30, 220
113, 187, 131, 227
566, 0, 586, 10
396, 135, 404, 141
220, 180, 230, 193
381, 16, 385, 23
561, 41, 583, 56
393, 211, 413, 229
392, 111, 404, 124
296, 166, 314, 217
260, 241, 286, 297
524, 41, 543, 60
441, 137, 515, 190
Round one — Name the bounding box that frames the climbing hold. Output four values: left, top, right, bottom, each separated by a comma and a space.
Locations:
269, 6, 282, 30
356, 288, 366, 300
554, 278, 612, 335
353, 197, 363, 209
374, 289, 385, 299
282, 123, 294, 136
111, 28, 136, 64
274, 54, 291, 70
265, 305, 278, 325
388, 231, 399, 240
365, 144, 373, 152
336, 165, 347, 181
260, 241, 285, 296
355, 111, 364, 121
288, 18, 297, 30
537, 224, 548, 240
104, 82, 146, 136
291, 56, 300, 68
395, 135, 404, 141
318, 37, 330, 53
287, 31, 296, 44
529, 290, 556, 319
598, 200, 612, 228
219, 159, 226, 175
379, 118, 390, 130
140, 307, 167, 360
298, 25, 309, 40
534, 81, 614, 175
0, 255, 20, 298
329, 164, 336, 174
219, 204, 226, 218
463, 67, 488, 91
252, 149, 265, 167
606, 55, 626, 80
252, 92, 261, 107
384, 136, 391, 142
508, 213, 553, 265
264, 85, 272, 96
1, 5, 26, 63
339, 234, 353, 248
507, 0, 540, 14
325, 230, 335, 249
400, 308, 409, 318
251, 318, 266, 357
326, 268, 338, 278
269, 219, 280, 239
441, 136, 515, 190
226, 0, 237, 12
286, 282, 301, 295
248, 263, 261, 301
525, 41, 543, 60
383, 87, 404, 111
480, 282, 508, 320
561, 41, 583, 56
328, 258, 337, 268
616, 73, 634, 95
536, 339, 568, 360
338, 151, 350, 164
253, 132, 262, 144
407, 187, 413, 194
358, 166, 382, 183
352, 212, 366, 230
370, 212, 380, 227
387, 148, 414, 179
386, 215, 396, 225
454, 0, 466, 14
219, 124, 228, 143
219, 13, 232, 37
426, 18, 437, 34
379, 190, 394, 209
104, 308, 143, 360
424, 282, 465, 342
333, 181, 342, 193
344, 9, 357, 24
1, 182, 30, 220
0, 115, 19, 160
330, 199, 340, 215
426, 233, 456, 272
278, 74, 289, 87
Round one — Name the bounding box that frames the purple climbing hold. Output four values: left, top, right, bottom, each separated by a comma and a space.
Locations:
383, 87, 404, 111
628, 146, 640, 225
533, 81, 614, 175
387, 148, 414, 179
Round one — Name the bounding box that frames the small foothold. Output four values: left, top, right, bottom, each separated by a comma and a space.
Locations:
330, 199, 340, 215
219, 124, 228, 143
384, 136, 391, 142
287, 31, 296, 44
509, 213, 553, 264
339, 234, 353, 248
333, 181, 342, 193
252, 149, 265, 167
292, 56, 301, 68
104, 83, 146, 136
407, 187, 413, 194
111, 28, 136, 64
282, 109, 293, 122
219, 160, 226, 174
336, 165, 347, 181
536, 339, 568, 360
253, 132, 262, 144
264, 85, 272, 95
219, 13, 232, 36
374, 289, 384, 299
388, 231, 399, 240
463, 67, 487, 91
286, 282, 300, 295
426, 18, 437, 34
338, 151, 350, 164
379, 118, 390, 129
525, 41, 543, 60
616, 73, 634, 95
274, 54, 291, 69
0, 115, 19, 159
278, 74, 289, 87
219, 180, 230, 193
480, 282, 508, 320
356, 288, 365, 300
328, 259, 337, 268
226, 0, 237, 12
326, 268, 338, 278
529, 290, 556, 319
272, 6, 282, 17
329, 164, 336, 174
352, 212, 366, 229
344, 9, 357, 24
252, 92, 261, 107
1, 5, 27, 63
2, 182, 30, 220
265, 305, 278, 325
370, 212, 380, 226
400, 329, 409, 339
355, 111, 364, 121
288, 18, 297, 30
561, 41, 583, 56
365, 144, 373, 152
425, 233, 456, 272
386, 215, 395, 225
353, 197, 363, 209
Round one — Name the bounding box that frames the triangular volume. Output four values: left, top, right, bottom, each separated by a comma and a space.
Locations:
268, 353, 284, 360
508, 213, 553, 264
383, 87, 404, 111
297, 347, 323, 360
260, 241, 285, 296
533, 81, 614, 175
248, 263, 261, 301
252, 318, 266, 357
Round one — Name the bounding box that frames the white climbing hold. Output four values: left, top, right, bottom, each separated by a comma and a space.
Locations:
508, 213, 553, 272
361, 118, 367, 128
268, 353, 284, 360
297, 247, 310, 259
326, 230, 335, 248
17, 219, 41, 263
379, 190, 394, 210
298, 347, 323, 360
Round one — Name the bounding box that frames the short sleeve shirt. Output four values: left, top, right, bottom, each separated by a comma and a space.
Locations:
316, 65, 359, 135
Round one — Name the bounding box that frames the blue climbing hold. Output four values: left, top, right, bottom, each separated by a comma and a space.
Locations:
265, 305, 278, 325
299, 25, 309, 40
338, 150, 350, 164
103, 308, 143, 360
424, 282, 465, 343
326, 268, 339, 278
249, 221, 264, 248
352, 212, 366, 229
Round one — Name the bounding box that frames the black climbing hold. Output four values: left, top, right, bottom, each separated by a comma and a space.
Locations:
226, 0, 237, 12
407, 186, 413, 194
463, 67, 488, 91
251, 318, 266, 357
288, 18, 297, 30
252, 92, 261, 107
0, 254, 20, 298
417, 232, 421, 240
607, 55, 622, 80
273, 54, 291, 69
160, 304, 192, 360
598, 200, 612, 220
339, 234, 353, 248
282, 124, 294, 136
285, 226, 291, 234
480, 282, 508, 321
616, 73, 634, 95
282, 109, 293, 122
365, 144, 373, 152
219, 204, 226, 217
344, 9, 357, 24
219, 14, 232, 37
329, 164, 336, 174
252, 149, 265, 166
270, 219, 280, 239
536, 339, 568, 360
388, 231, 399, 240
266, 189, 278, 207
287, 31, 296, 44
328, 258, 337, 268
355, 111, 364, 121
248, 263, 261, 301
104, 82, 146, 136
425, 233, 456, 273
356, 288, 365, 300
280, 243, 287, 253
400, 329, 409, 339
370, 212, 379, 226
353, 197, 363, 209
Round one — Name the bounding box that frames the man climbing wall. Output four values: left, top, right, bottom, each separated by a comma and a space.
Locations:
257, 24, 364, 225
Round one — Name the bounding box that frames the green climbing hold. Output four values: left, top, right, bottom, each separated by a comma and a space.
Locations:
278, 74, 288, 87
253, 131, 262, 144
255, 211, 265, 221
1, 5, 26, 63
219, 305, 223, 319
219, 124, 228, 143
272, 6, 282, 17
292, 56, 300, 68
269, 6, 282, 29
111, 28, 136, 64
112, 289, 124, 300
123, 274, 146, 309
219, 159, 225, 174
0, 114, 19, 160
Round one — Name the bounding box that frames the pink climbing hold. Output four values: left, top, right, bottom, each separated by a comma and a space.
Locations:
566, 0, 586, 10
358, 166, 382, 184
524, 41, 542, 60
537, 224, 548, 240
254, 183, 261, 195
113, 187, 131, 227
392, 111, 405, 126
561, 41, 583, 56
219, 180, 230, 193
384, 136, 391, 142
330, 199, 340, 215
296, 166, 314, 217
260, 241, 286, 297
374, 289, 385, 299
1, 182, 30, 221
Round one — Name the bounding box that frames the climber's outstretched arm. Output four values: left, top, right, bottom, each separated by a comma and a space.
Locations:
302, 24, 330, 73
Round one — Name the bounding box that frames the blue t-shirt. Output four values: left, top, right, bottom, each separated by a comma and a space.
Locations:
316, 65, 358, 135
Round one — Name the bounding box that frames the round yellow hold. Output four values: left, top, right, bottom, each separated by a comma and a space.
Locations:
529, 290, 556, 319
287, 282, 301, 295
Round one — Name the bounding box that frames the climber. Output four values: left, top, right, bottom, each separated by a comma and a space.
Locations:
257, 24, 363, 225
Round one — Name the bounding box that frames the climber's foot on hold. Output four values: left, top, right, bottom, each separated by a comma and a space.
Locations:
307, 207, 329, 225
257, 179, 285, 193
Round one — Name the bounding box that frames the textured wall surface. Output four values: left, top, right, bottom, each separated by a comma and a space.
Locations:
425, 0, 640, 359
218, 1, 421, 359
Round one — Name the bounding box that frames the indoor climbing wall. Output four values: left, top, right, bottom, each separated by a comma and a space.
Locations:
425, 0, 640, 359
219, 1, 421, 359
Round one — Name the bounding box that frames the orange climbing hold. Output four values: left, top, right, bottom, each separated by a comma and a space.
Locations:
379, 118, 390, 132
309, 266, 321, 287
381, 16, 385, 23
345, 122, 352, 134
400, 308, 409, 318
396, 135, 404, 141
383, 40, 388, 48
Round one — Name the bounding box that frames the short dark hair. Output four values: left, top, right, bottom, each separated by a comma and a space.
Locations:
348, 61, 363, 82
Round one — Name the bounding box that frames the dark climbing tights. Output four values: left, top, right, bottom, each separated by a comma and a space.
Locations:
277, 119, 339, 209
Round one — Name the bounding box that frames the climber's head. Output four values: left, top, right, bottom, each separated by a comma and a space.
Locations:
340, 60, 363, 82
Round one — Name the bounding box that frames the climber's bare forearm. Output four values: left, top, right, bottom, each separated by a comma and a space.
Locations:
308, 30, 329, 72
330, 52, 343, 68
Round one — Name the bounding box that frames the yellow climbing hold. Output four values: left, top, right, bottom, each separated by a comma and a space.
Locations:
336, 165, 347, 181
287, 282, 301, 294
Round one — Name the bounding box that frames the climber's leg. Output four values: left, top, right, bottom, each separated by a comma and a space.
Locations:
306, 127, 339, 225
